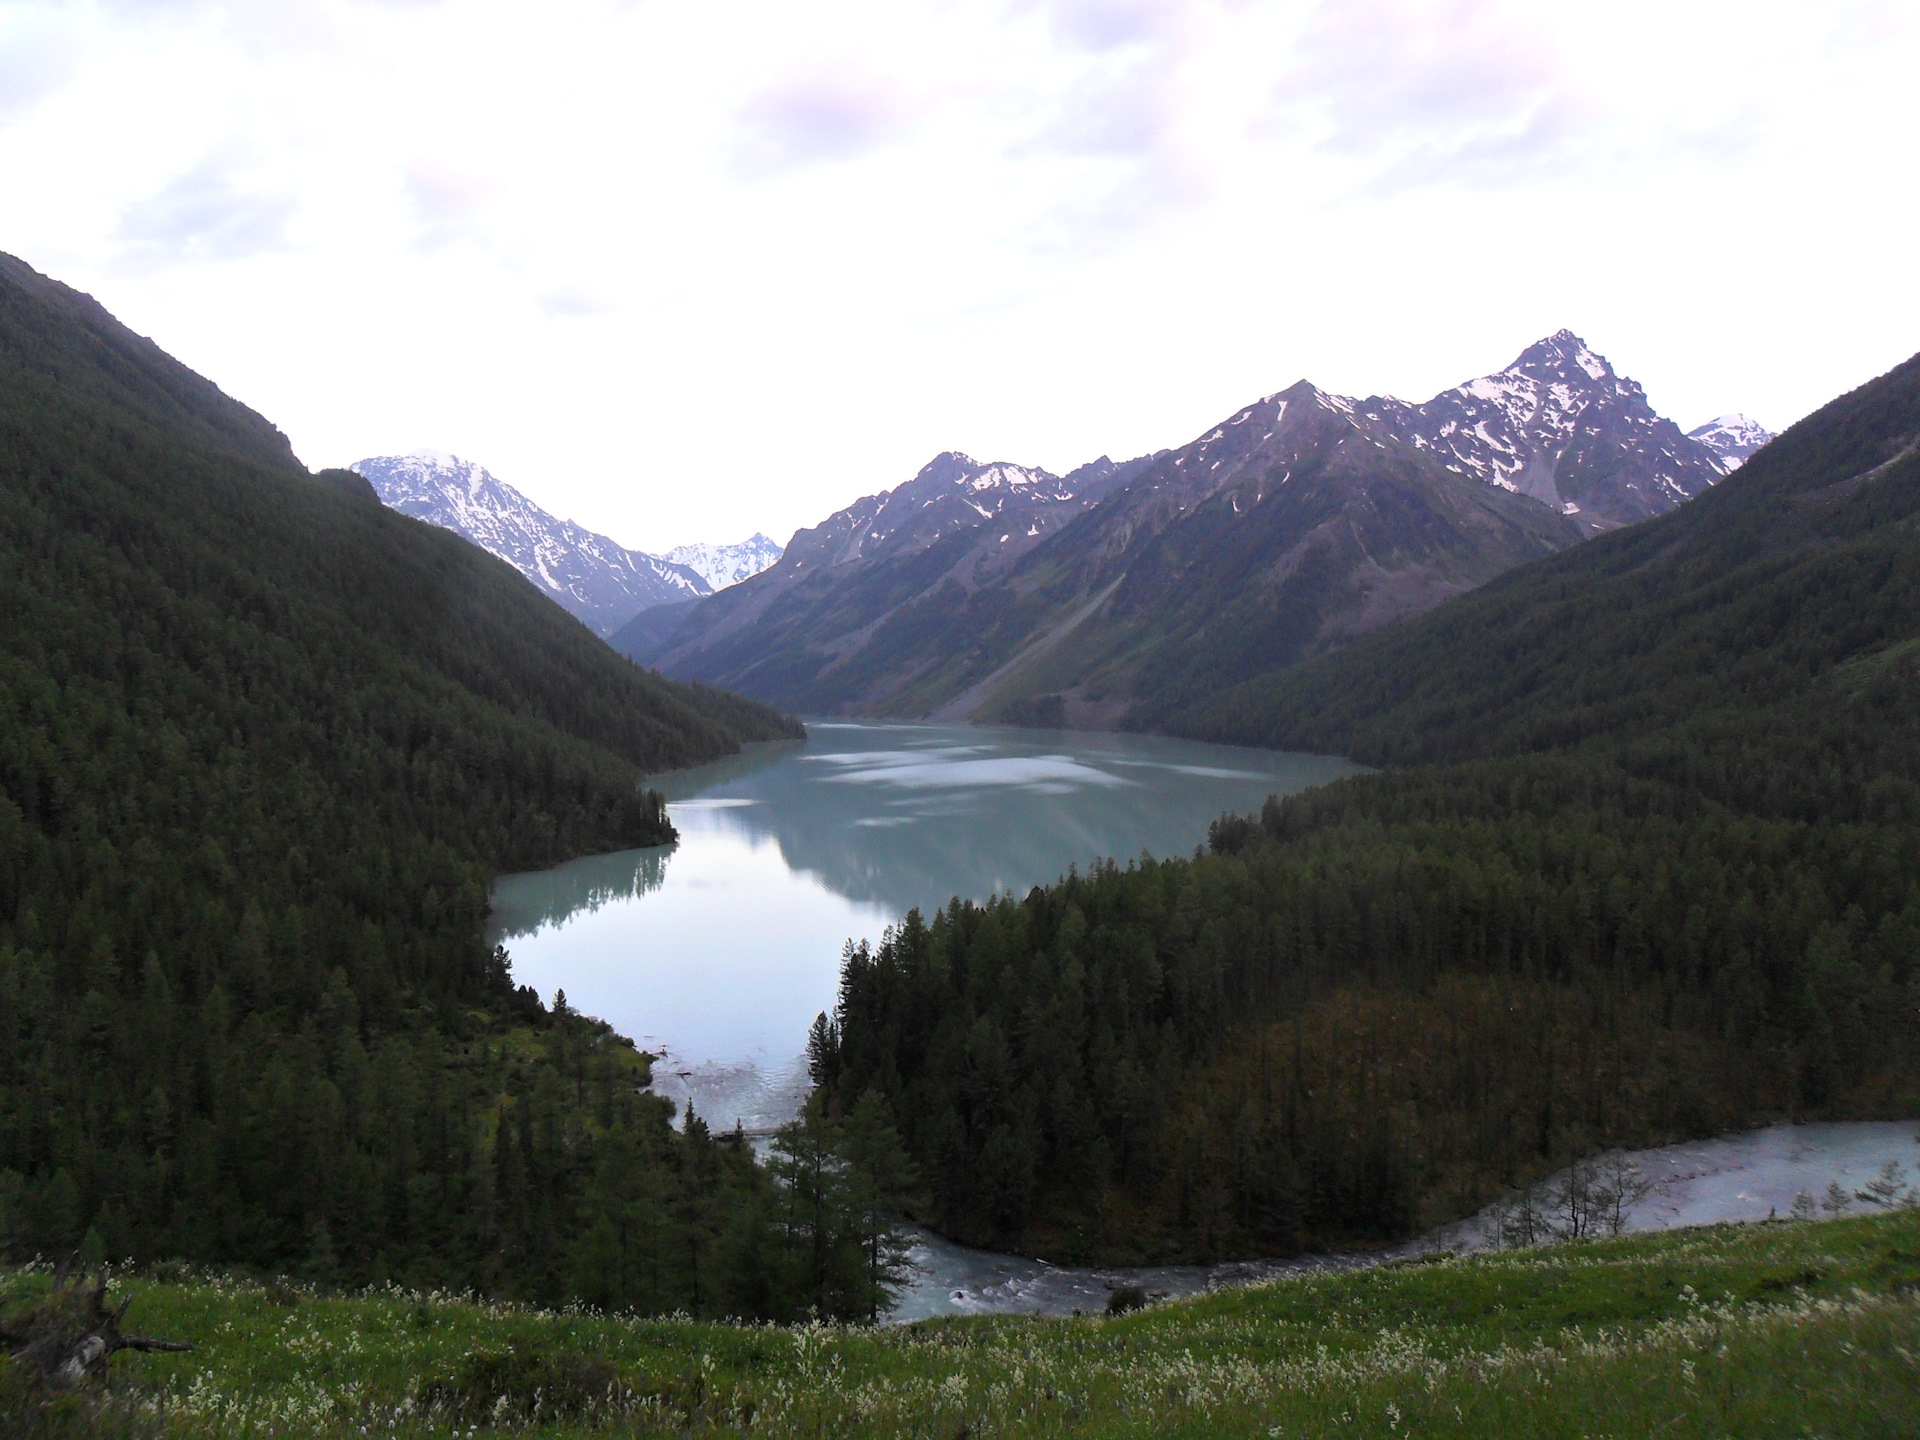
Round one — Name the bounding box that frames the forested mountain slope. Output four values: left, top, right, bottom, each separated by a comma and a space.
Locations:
0, 253, 827, 1309
817, 350, 1920, 1265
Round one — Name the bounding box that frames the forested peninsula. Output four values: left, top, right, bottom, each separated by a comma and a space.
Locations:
818, 350, 1920, 1264
0, 254, 921, 1320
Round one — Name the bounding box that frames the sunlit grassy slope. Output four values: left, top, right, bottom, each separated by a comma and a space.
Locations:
9, 1208, 1920, 1438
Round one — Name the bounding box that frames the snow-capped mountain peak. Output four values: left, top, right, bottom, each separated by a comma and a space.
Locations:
352, 452, 711, 636
1686, 413, 1776, 473
663, 534, 784, 591
1354, 331, 1727, 529
1509, 328, 1616, 382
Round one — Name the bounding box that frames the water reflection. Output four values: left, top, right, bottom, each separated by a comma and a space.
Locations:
489, 846, 671, 939
491, 722, 1362, 1131
646, 722, 1361, 920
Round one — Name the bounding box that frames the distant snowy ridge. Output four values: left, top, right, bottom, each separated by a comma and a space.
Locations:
1686, 413, 1776, 472
351, 452, 711, 636
665, 533, 784, 591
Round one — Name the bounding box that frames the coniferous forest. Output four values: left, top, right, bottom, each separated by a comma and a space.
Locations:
0, 254, 917, 1320
819, 351, 1920, 1263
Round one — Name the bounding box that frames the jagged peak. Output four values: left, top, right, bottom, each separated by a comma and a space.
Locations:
912, 451, 979, 484
1692, 412, 1769, 437
1506, 329, 1613, 382
904, 451, 1064, 493
363, 448, 477, 475
347, 450, 711, 628
1060, 454, 1116, 484
1254, 378, 1348, 412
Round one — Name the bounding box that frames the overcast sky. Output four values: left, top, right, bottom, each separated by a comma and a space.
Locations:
2, 0, 1915, 553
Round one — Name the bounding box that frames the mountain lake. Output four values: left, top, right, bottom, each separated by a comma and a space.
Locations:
488, 720, 1360, 1134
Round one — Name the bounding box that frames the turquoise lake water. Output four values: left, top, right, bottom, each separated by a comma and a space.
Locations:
487, 721, 1360, 1132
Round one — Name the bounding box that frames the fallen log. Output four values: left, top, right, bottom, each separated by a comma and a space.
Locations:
1, 1265, 192, 1388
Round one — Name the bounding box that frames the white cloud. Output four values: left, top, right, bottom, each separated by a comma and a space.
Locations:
403, 163, 498, 251
1026, 0, 1189, 54
730, 69, 918, 177
114, 154, 297, 268
0, 20, 77, 129
538, 285, 613, 318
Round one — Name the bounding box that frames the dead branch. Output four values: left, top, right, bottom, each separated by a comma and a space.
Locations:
2, 1267, 192, 1390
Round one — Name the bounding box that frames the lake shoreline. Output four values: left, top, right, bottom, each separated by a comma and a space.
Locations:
492, 720, 1362, 1134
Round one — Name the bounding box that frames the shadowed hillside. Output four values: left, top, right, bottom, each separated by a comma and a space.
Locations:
0, 254, 844, 1310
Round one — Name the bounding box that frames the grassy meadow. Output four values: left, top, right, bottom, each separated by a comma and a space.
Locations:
7, 1208, 1920, 1438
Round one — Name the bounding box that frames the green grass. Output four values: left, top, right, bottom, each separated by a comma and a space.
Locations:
8, 1210, 1920, 1437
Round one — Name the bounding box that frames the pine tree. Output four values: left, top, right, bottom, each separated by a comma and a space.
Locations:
839, 1091, 919, 1322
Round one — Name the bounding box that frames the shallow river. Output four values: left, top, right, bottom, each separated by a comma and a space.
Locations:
889, 1120, 1920, 1321
488, 721, 1360, 1133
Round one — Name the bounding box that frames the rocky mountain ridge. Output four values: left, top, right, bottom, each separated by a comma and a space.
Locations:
1358, 330, 1728, 531
650, 331, 1757, 727
629, 450, 1152, 667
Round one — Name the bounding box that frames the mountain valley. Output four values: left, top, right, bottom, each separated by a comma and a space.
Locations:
3, 236, 1917, 1440
8, 1, 1919, 1429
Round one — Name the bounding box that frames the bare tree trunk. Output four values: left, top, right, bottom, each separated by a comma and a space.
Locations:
1, 1266, 192, 1389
